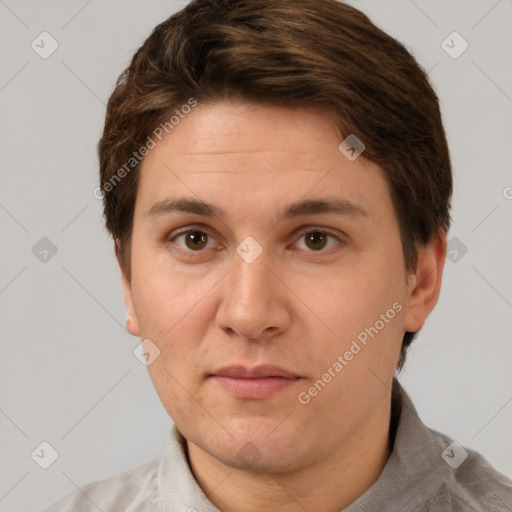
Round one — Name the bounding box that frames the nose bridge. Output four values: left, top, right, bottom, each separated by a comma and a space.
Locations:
218, 240, 287, 339
230, 240, 274, 304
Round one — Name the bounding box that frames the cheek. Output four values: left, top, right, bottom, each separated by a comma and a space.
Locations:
301, 261, 404, 333
294, 255, 407, 374
130, 256, 214, 374
130, 251, 206, 337
146, 358, 206, 429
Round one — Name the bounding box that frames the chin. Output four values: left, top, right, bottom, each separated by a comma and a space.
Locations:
216, 441, 306, 474
202, 420, 309, 472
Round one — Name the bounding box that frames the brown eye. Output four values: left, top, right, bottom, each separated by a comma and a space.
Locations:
304, 231, 329, 251
294, 229, 342, 253
183, 231, 209, 250
168, 229, 216, 254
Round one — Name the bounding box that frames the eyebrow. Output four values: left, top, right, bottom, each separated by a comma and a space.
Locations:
146, 196, 368, 222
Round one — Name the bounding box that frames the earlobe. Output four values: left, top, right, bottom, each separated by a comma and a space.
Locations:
116, 241, 141, 337
120, 270, 141, 337
403, 234, 447, 334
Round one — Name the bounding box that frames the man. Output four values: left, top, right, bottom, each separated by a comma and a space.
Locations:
42, 0, 512, 510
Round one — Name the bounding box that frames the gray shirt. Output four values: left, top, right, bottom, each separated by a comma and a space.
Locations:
40, 379, 512, 511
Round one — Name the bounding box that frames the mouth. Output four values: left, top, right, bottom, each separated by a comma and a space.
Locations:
208, 364, 302, 400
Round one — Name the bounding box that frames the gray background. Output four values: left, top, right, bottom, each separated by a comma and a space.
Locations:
0, 1, 511, 510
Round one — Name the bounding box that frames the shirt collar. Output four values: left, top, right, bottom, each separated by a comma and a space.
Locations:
344, 378, 451, 511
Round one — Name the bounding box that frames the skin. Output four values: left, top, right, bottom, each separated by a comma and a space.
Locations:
119, 100, 446, 512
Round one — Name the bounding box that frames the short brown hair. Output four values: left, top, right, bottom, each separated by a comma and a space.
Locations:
97, 0, 452, 371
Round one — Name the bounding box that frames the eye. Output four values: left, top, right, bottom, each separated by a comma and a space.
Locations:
170, 229, 218, 252
294, 229, 342, 252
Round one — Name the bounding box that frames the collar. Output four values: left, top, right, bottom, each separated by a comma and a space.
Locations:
344, 378, 451, 511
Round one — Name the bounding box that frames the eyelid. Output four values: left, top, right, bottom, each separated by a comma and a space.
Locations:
293, 225, 343, 240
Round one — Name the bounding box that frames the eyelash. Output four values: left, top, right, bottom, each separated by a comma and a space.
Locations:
165, 226, 344, 257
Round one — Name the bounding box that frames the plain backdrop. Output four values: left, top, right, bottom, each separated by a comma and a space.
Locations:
0, 1, 511, 511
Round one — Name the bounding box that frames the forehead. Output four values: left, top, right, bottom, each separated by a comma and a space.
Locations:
135, 101, 393, 223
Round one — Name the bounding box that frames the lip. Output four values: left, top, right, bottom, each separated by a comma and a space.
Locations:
211, 364, 299, 379
209, 365, 301, 399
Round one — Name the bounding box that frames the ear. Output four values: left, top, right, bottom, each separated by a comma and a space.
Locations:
115, 241, 141, 337
403, 234, 447, 333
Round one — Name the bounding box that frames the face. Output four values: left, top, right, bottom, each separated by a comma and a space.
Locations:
120, 100, 442, 473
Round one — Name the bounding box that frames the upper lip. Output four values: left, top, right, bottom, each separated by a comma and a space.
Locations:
210, 365, 300, 379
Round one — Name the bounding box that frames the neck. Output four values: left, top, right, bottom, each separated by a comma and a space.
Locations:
185, 392, 394, 512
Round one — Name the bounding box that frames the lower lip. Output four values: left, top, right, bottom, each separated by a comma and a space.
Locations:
211, 376, 300, 399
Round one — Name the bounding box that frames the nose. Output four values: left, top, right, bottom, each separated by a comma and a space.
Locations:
215, 246, 291, 342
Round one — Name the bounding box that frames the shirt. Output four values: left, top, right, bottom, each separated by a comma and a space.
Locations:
40, 378, 512, 511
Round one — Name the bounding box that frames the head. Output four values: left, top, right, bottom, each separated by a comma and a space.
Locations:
98, 0, 451, 472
